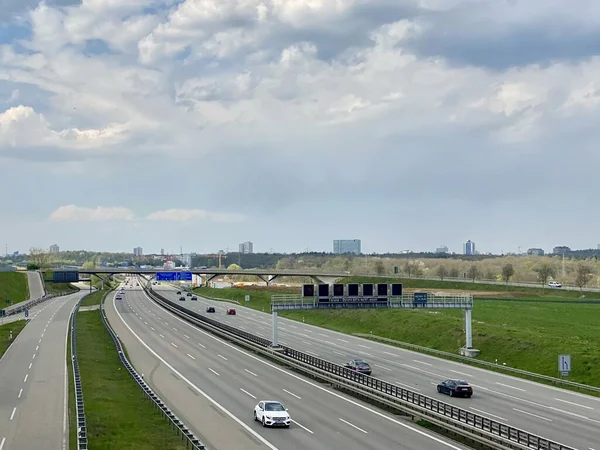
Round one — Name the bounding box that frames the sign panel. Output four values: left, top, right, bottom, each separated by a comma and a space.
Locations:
391, 283, 403, 296
347, 284, 359, 296
377, 283, 388, 297
53, 271, 79, 283
332, 284, 344, 297
413, 292, 428, 306
318, 284, 329, 298
362, 284, 374, 296
245, 295, 250, 302
302, 284, 315, 297
558, 354, 571, 376
156, 272, 192, 281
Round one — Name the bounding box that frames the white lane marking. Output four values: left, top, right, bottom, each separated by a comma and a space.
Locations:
337, 339, 348, 342
339, 417, 368, 433
305, 350, 319, 357
301, 340, 312, 346
18, 389, 23, 399
36, 344, 40, 349
173, 328, 178, 332
496, 382, 526, 392
374, 364, 392, 371
470, 408, 507, 422
151, 327, 155, 331
144, 321, 148, 325
23, 374, 28, 383
208, 368, 220, 376
184, 335, 190, 339
553, 398, 594, 410
245, 369, 257, 377
413, 360, 432, 366
159, 334, 165, 338
283, 389, 301, 399
29, 363, 32, 369
402, 364, 446, 379
357, 344, 371, 349
10, 407, 16, 420
139, 289, 462, 449
291, 419, 314, 434
41, 333, 44, 337
0, 436, 5, 450
513, 408, 552, 422
198, 342, 206, 348
357, 351, 373, 357
217, 354, 228, 361
171, 343, 178, 348
318, 333, 328, 337
332, 350, 346, 356
187, 354, 196, 360
396, 381, 420, 392
240, 388, 256, 399
298, 333, 310, 338
450, 369, 473, 377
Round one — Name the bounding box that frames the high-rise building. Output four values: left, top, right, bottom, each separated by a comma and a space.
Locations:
333, 239, 361, 255
133, 247, 143, 256
49, 244, 60, 254
463, 240, 475, 256
527, 248, 544, 256
553, 246, 570, 255
160, 248, 165, 255
435, 245, 448, 254
180, 253, 192, 267
239, 241, 254, 254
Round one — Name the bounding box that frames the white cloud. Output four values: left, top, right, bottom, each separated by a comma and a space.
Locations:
49, 205, 137, 221
146, 209, 246, 222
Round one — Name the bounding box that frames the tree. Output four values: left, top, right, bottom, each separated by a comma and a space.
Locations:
449, 268, 460, 278
501, 264, 515, 284
375, 260, 386, 275
436, 265, 448, 281
467, 264, 479, 282
575, 264, 593, 290
227, 263, 242, 270
535, 263, 556, 286
403, 261, 413, 277
28, 247, 53, 269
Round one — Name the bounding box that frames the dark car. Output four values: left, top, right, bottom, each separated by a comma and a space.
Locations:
437, 379, 473, 398
191, 296, 198, 300
186, 292, 192, 297
226, 308, 236, 315
206, 306, 215, 313
179, 296, 185, 301
176, 291, 181, 295
344, 359, 372, 375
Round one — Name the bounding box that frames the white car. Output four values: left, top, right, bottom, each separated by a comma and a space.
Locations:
548, 281, 562, 288
253, 401, 291, 427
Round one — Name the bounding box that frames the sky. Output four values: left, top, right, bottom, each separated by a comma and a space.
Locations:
1, 0, 600, 256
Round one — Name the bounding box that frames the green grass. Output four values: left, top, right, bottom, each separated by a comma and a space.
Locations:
193, 285, 296, 312
0, 272, 29, 306
42, 271, 80, 296
73, 310, 188, 450
0, 320, 27, 357
80, 288, 111, 307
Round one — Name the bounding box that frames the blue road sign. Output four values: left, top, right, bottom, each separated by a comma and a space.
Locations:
413, 292, 428, 306
156, 272, 192, 281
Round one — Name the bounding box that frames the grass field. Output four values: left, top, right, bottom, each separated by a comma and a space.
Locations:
0, 272, 29, 306
0, 320, 27, 358
197, 282, 600, 386
72, 310, 188, 450
42, 271, 80, 296
80, 287, 112, 307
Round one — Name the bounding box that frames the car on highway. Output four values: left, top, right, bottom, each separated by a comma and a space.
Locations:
253, 401, 291, 427
437, 379, 473, 398
548, 281, 562, 288
186, 292, 192, 297
206, 306, 215, 313
179, 296, 185, 301
176, 291, 182, 294
226, 308, 236, 315
191, 296, 198, 300
344, 359, 372, 375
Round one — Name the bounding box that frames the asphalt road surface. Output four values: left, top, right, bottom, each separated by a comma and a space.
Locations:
108, 283, 471, 450
152, 283, 600, 450
26, 271, 46, 300
0, 291, 85, 450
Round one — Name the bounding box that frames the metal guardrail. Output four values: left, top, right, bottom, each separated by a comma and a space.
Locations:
354, 334, 600, 395
145, 286, 576, 450
1, 292, 68, 317
70, 294, 89, 450
99, 294, 206, 450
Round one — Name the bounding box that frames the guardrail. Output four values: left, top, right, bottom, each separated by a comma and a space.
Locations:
70, 294, 90, 450
99, 294, 206, 449
354, 334, 600, 395
1, 291, 74, 317
144, 286, 576, 450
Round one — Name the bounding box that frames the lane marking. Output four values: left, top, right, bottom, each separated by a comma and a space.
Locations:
553, 398, 594, 410
291, 419, 314, 434
245, 369, 257, 377
18, 389, 23, 398
413, 360, 432, 366
318, 333, 328, 337
218, 354, 228, 361
305, 350, 319, 357
374, 364, 392, 371
283, 389, 301, 399
450, 369, 473, 377
23, 374, 28, 383
337, 339, 348, 342
144, 321, 148, 325
171, 343, 178, 348
357, 344, 371, 349
396, 381, 420, 392
240, 388, 256, 399
159, 334, 165, 338
173, 328, 178, 332
383, 351, 398, 357
513, 408, 552, 422
470, 407, 507, 422
184, 335, 190, 339
0, 436, 5, 450
10, 407, 16, 420
151, 327, 155, 331
198, 342, 206, 348
137, 289, 463, 449
208, 368, 220, 376
339, 417, 368, 433
332, 350, 346, 356
496, 382, 526, 392
29, 363, 32, 369
187, 354, 196, 360
402, 364, 446, 379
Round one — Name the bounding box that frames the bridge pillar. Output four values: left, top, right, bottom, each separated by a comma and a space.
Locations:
462, 308, 480, 357
272, 310, 279, 347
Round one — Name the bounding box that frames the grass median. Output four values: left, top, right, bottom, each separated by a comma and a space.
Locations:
69, 309, 188, 450
197, 284, 600, 387
0, 320, 27, 357
80, 287, 112, 307
0, 272, 29, 306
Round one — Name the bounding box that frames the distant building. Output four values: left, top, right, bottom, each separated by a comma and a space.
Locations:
463, 240, 476, 256
164, 260, 175, 270
180, 253, 192, 267
133, 247, 143, 256
553, 246, 571, 255
333, 239, 361, 255
435, 245, 449, 254
527, 248, 544, 256
160, 248, 164, 255
239, 241, 254, 254
49, 244, 60, 254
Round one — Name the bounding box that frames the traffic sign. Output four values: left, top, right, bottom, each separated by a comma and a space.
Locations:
156, 272, 192, 281
558, 354, 571, 376
245, 295, 250, 302
413, 292, 428, 306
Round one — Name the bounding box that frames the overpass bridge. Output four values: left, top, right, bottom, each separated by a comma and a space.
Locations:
73, 268, 350, 286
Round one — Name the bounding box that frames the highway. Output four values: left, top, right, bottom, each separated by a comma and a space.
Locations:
107, 282, 471, 450
153, 284, 600, 450
0, 291, 85, 450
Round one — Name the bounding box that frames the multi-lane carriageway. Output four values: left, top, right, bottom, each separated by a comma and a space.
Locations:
111, 281, 600, 450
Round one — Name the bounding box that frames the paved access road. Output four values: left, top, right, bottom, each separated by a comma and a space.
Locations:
26, 271, 46, 300
109, 283, 470, 450
153, 284, 600, 450
0, 291, 85, 450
